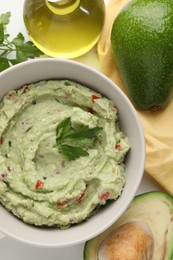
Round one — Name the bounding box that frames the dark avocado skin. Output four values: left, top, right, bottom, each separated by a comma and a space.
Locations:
111, 0, 173, 110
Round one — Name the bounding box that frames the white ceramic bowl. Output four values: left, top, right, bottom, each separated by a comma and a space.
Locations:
0, 58, 145, 247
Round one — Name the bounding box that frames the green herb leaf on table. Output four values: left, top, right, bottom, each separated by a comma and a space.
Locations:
56, 117, 103, 161
0, 56, 9, 71
0, 12, 43, 72
0, 12, 11, 28
0, 23, 4, 44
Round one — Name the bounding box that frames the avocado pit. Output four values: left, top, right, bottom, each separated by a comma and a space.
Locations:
98, 221, 154, 260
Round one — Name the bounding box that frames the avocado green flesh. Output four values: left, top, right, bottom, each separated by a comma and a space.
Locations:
83, 191, 173, 260
111, 0, 173, 110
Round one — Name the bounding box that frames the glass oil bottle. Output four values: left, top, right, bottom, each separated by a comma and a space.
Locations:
23, 0, 105, 58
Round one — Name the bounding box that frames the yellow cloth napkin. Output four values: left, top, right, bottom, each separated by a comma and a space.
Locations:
97, 0, 173, 195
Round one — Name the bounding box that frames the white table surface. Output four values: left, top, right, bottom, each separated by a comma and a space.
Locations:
0, 1, 164, 259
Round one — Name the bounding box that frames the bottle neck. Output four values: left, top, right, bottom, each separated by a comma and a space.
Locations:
46, 0, 81, 15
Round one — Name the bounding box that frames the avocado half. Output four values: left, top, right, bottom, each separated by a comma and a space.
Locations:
84, 191, 173, 260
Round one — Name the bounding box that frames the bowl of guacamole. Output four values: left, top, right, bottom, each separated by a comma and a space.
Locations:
0, 58, 145, 247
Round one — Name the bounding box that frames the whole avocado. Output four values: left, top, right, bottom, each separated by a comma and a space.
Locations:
111, 0, 173, 110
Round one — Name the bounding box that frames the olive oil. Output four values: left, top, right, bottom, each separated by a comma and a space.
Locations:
23, 0, 105, 58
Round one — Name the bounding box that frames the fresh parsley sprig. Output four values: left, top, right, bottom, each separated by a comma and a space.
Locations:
56, 117, 103, 161
0, 12, 43, 72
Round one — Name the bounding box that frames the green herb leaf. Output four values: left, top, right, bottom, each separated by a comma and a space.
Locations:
59, 144, 89, 161
55, 117, 103, 161
8, 59, 19, 65
0, 57, 10, 72
0, 23, 4, 44
12, 33, 43, 62
62, 125, 102, 140
56, 117, 71, 142
0, 12, 43, 72
12, 32, 24, 46
0, 12, 11, 27
62, 137, 94, 149
3, 33, 10, 40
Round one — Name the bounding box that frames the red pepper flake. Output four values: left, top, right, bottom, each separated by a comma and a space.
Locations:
92, 94, 100, 103
112, 105, 118, 112
22, 84, 29, 93
98, 191, 110, 200
0, 173, 5, 180
7, 166, 11, 172
115, 144, 122, 150
0, 137, 3, 145
57, 199, 70, 207
5, 92, 13, 100
35, 180, 44, 189
87, 107, 95, 114
77, 192, 85, 203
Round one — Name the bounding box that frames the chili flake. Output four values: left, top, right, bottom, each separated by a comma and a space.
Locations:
5, 92, 14, 100
35, 180, 44, 189
0, 137, 3, 145
112, 105, 118, 112
0, 173, 5, 180
115, 144, 122, 150
92, 94, 100, 103
57, 199, 70, 207
87, 107, 95, 114
98, 191, 110, 200
22, 85, 29, 93
77, 192, 85, 203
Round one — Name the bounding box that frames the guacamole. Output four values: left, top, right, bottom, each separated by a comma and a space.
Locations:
0, 80, 130, 228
